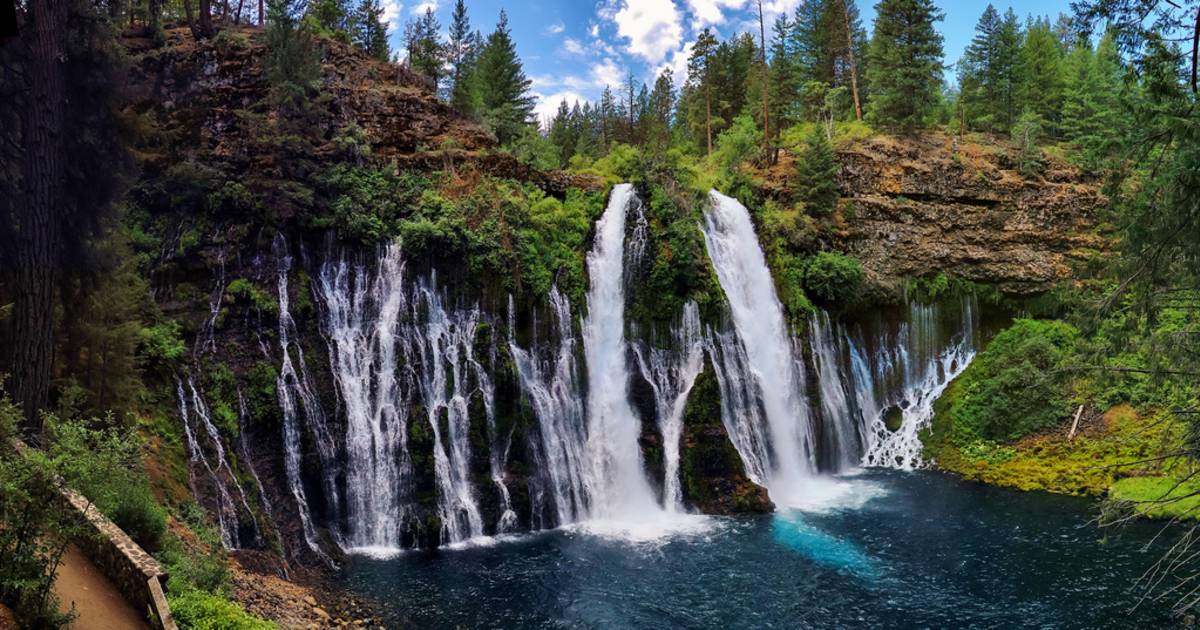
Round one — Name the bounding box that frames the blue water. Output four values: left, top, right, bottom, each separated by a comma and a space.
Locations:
340, 471, 1180, 628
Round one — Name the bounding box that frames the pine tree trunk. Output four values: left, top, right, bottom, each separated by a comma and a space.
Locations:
12, 0, 68, 428
258, 0, 263, 26
843, 0, 863, 121
758, 0, 769, 152
705, 88, 713, 156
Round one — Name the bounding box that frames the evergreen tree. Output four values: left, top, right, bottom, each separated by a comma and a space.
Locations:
352, 0, 389, 61
473, 10, 535, 145
769, 15, 802, 134
866, 0, 944, 132
686, 28, 720, 154
646, 69, 676, 150
599, 86, 619, 152
547, 99, 576, 167
447, 0, 477, 112
405, 7, 444, 85
958, 5, 1022, 132
1018, 16, 1065, 134
309, 0, 355, 42
794, 127, 838, 216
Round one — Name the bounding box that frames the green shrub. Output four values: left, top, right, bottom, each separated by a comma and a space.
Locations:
803, 252, 864, 304
946, 319, 1079, 443
45, 416, 167, 552
225, 279, 279, 316
169, 589, 277, 630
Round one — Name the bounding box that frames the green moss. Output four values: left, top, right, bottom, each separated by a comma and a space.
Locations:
1110, 476, 1200, 520
226, 278, 279, 316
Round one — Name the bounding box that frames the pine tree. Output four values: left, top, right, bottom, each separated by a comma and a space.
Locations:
687, 28, 720, 154
1018, 16, 1064, 135
352, 0, 389, 61
308, 0, 355, 42
473, 10, 535, 145
769, 15, 801, 133
547, 99, 575, 167
448, 0, 476, 112
646, 69, 676, 150
958, 5, 1021, 132
866, 0, 944, 133
405, 8, 444, 85
794, 127, 838, 216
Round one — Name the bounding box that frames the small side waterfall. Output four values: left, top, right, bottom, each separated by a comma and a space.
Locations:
808, 312, 868, 472
274, 236, 339, 561
633, 301, 705, 511
316, 244, 414, 552
581, 183, 662, 521
176, 377, 257, 549
858, 296, 979, 469
701, 191, 815, 505
702, 327, 773, 486
408, 278, 486, 545
510, 286, 589, 528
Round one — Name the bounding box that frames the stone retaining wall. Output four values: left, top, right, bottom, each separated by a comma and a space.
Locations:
59, 489, 178, 630
13, 440, 177, 629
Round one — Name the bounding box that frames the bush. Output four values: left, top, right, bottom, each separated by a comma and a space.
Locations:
803, 252, 863, 304
169, 589, 277, 630
45, 416, 167, 552
946, 319, 1079, 443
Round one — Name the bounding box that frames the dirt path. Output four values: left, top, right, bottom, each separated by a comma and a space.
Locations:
53, 545, 150, 629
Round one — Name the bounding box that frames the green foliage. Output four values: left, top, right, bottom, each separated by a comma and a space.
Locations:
351, 0, 390, 60
403, 7, 444, 83
803, 251, 863, 304
311, 166, 426, 242
866, 0, 945, 132
712, 115, 761, 174
265, 0, 322, 115
472, 11, 535, 145
957, 5, 1022, 133
1110, 476, 1200, 521
516, 189, 595, 299
0, 398, 78, 629
793, 128, 838, 216
509, 125, 559, 171
945, 319, 1078, 443
170, 589, 277, 630
1011, 109, 1045, 177
44, 414, 167, 552
225, 279, 280, 317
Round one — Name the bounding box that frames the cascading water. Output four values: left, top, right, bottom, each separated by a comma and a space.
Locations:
407, 276, 486, 545
274, 236, 339, 561
858, 295, 979, 469
176, 377, 257, 549
316, 244, 414, 553
509, 286, 589, 527
701, 191, 815, 505
702, 327, 773, 485
633, 301, 705, 511
580, 183, 662, 522
808, 311, 868, 472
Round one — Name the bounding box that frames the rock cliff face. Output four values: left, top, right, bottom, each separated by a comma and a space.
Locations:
835, 134, 1109, 294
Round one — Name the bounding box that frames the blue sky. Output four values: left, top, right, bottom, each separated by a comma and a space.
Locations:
383, 1, 1075, 123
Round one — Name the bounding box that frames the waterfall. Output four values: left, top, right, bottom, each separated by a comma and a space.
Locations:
274, 236, 338, 562
581, 183, 662, 521
702, 327, 772, 485
859, 296, 979, 469
407, 277, 486, 545
701, 191, 815, 505
316, 243, 414, 553
176, 377, 257, 549
236, 387, 273, 549
808, 312, 867, 472
509, 286, 589, 527
633, 301, 705, 511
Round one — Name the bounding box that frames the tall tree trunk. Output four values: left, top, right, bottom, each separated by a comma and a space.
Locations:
705, 88, 713, 156
12, 0, 69, 428
842, 0, 863, 121
758, 0, 769, 153
258, 0, 263, 26
234, 0, 244, 24
197, 0, 213, 37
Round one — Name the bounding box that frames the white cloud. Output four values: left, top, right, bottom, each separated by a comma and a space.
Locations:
589, 23, 600, 38
381, 0, 403, 30
563, 38, 586, 55
545, 21, 565, 35
410, 0, 436, 15
533, 91, 589, 127
589, 58, 623, 89
609, 0, 683, 65
657, 41, 694, 88
686, 0, 747, 28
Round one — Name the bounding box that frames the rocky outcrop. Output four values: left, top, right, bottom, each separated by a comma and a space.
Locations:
763, 132, 1110, 295
679, 368, 773, 514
